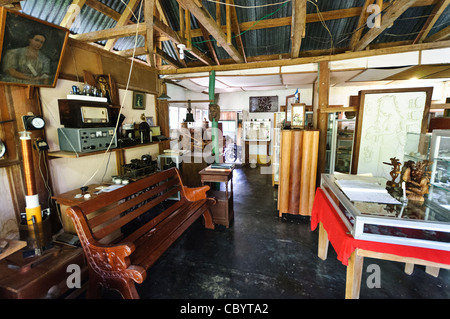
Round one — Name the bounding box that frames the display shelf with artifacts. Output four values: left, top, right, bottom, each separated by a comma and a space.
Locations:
243, 120, 271, 142
428, 129, 450, 212
325, 112, 356, 174
243, 120, 271, 166
321, 173, 450, 251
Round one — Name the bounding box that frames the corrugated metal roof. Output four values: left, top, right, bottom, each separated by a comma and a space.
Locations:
17, 0, 450, 67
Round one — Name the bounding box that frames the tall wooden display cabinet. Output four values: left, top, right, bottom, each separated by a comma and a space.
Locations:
278, 129, 319, 216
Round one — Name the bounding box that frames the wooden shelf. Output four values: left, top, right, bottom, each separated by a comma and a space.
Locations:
48, 141, 165, 159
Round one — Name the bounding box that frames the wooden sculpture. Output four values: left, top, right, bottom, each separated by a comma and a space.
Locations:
383, 157, 402, 187
401, 160, 432, 202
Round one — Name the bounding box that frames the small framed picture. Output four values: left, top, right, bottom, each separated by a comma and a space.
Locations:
146, 116, 154, 126
133, 91, 146, 109
291, 103, 305, 128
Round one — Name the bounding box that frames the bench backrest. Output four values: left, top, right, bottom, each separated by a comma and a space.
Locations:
69, 167, 186, 244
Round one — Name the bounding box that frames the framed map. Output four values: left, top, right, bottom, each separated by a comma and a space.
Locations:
351, 87, 433, 180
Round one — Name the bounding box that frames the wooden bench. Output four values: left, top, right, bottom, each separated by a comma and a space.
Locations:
66, 167, 215, 299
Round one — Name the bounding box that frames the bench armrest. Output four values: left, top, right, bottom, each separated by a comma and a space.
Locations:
67, 206, 146, 284
182, 185, 210, 201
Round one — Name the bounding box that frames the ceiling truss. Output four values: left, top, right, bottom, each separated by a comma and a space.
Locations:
4, 0, 449, 73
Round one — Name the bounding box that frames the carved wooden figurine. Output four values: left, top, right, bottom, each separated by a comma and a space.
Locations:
401, 160, 432, 202
383, 157, 402, 187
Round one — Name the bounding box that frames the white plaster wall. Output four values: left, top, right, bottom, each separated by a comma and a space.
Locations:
0, 168, 19, 239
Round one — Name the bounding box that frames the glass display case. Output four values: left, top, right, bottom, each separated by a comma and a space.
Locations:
321, 173, 450, 251
243, 120, 271, 141
403, 132, 431, 162
429, 129, 450, 211
325, 112, 355, 174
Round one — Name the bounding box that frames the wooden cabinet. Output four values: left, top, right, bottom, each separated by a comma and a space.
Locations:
278, 129, 319, 216
199, 168, 234, 228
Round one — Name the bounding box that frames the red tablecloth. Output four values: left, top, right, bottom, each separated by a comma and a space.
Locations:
311, 188, 450, 266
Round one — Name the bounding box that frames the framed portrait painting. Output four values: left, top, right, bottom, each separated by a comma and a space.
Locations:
0, 8, 69, 87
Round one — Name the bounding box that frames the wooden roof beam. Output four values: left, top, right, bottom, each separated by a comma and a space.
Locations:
230, 0, 247, 63
71, 24, 146, 42
177, 0, 244, 63
353, 0, 419, 51
153, 19, 214, 66
156, 0, 186, 67
424, 24, 450, 42
85, 0, 121, 21
144, 0, 155, 67
291, 0, 306, 58
104, 0, 140, 51
414, 0, 450, 43
199, 23, 220, 65
349, 0, 375, 51
60, 0, 86, 29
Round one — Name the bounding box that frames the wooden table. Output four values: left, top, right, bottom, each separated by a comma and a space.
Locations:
0, 243, 87, 299
198, 168, 234, 227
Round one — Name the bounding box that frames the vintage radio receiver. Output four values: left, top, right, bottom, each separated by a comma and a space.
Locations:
58, 99, 113, 128
58, 127, 117, 153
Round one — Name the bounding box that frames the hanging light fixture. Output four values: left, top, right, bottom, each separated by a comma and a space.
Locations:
184, 100, 195, 123
157, 92, 171, 100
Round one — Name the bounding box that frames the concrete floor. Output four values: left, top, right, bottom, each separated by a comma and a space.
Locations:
102, 166, 450, 299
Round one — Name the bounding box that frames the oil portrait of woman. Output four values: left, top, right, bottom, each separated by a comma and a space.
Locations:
0, 9, 68, 87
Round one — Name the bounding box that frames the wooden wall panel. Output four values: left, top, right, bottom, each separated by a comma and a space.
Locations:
299, 130, 319, 215
278, 129, 292, 213
288, 130, 303, 215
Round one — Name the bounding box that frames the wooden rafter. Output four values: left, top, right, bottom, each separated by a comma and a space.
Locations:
349, 0, 375, 51
85, 0, 121, 21
144, 0, 155, 67
60, 0, 86, 28
424, 24, 450, 42
177, 0, 244, 63
353, 0, 419, 51
230, 0, 246, 63
199, 23, 220, 65
71, 24, 146, 42
156, 0, 186, 67
414, 0, 450, 43
153, 19, 214, 66
104, 0, 140, 51
291, 0, 306, 58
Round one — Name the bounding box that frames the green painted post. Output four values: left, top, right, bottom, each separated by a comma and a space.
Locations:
209, 70, 219, 164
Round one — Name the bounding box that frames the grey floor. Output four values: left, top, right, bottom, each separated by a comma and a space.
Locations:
101, 166, 450, 300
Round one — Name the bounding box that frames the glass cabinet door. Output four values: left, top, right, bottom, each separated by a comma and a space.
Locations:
334, 117, 355, 174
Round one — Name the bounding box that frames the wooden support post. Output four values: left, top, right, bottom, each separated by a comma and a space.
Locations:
316, 61, 329, 185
